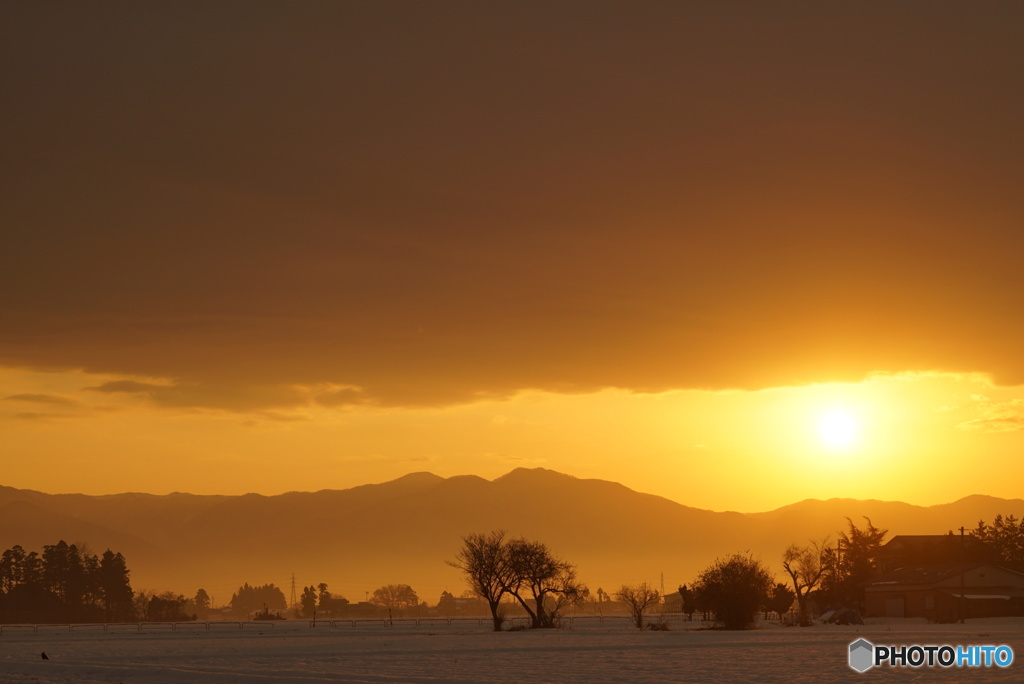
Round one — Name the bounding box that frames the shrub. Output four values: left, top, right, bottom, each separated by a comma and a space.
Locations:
693, 554, 773, 630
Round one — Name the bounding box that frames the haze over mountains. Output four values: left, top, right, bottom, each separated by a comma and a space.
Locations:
1, 468, 1020, 604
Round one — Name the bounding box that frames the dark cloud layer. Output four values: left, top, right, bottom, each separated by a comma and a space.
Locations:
2, 2, 1023, 410
6, 394, 79, 406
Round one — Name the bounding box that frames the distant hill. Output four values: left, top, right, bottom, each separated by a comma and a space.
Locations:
1, 470, 1021, 604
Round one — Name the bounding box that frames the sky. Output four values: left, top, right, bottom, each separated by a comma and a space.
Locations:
2, 2, 1023, 511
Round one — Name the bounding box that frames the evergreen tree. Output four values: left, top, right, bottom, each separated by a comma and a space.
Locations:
300, 585, 318, 618
99, 550, 135, 621
230, 583, 287, 617
974, 514, 1024, 565
821, 518, 887, 611
437, 590, 456, 616
0, 541, 134, 623
194, 588, 211, 610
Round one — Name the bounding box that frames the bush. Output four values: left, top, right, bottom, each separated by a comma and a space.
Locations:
693, 554, 773, 630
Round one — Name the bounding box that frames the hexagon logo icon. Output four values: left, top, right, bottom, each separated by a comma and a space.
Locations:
849, 638, 875, 673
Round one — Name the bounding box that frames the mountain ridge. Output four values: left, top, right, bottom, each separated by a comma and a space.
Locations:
1, 468, 1021, 601
3, 471, 1008, 515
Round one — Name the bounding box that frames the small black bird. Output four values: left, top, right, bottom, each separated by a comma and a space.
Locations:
41, 652, 49, 660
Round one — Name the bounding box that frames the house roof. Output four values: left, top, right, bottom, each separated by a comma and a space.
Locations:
865, 563, 1024, 589
865, 564, 969, 587
938, 592, 1020, 601
881, 535, 989, 552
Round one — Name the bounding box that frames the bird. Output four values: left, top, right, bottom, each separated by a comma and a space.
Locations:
41, 652, 49, 660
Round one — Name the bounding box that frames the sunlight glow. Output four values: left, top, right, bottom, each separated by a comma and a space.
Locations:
819, 410, 858, 449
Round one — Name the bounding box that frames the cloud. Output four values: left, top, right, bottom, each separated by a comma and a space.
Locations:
86, 381, 167, 394
312, 387, 368, 408
957, 416, 1024, 433
957, 399, 1024, 433
2, 3, 1024, 412
253, 411, 309, 423
400, 455, 436, 463
486, 453, 546, 465
82, 378, 308, 412
5, 393, 79, 406
12, 412, 68, 421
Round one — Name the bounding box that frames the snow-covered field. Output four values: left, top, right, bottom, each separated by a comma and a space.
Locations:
2, 617, 1022, 683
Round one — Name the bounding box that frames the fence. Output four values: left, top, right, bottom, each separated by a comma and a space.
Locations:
1, 612, 707, 635
0, 620, 275, 635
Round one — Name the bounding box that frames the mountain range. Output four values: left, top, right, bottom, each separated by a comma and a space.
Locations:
1, 468, 1021, 605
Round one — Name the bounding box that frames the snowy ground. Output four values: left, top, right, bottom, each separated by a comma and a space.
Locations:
2, 616, 1022, 683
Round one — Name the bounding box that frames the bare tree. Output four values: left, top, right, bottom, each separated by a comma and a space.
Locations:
616, 583, 662, 629
449, 531, 585, 630
782, 539, 828, 626
448, 530, 511, 631
504, 538, 585, 629
369, 584, 419, 618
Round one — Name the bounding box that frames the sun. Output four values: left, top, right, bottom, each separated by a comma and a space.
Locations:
819, 410, 858, 449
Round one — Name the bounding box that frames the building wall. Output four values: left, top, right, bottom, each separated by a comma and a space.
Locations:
864, 588, 937, 620
866, 588, 1017, 621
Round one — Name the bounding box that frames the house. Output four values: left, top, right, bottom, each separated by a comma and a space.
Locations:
876, 534, 995, 575
864, 563, 1024, 621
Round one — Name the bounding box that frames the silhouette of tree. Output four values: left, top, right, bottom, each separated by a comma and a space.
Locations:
448, 530, 512, 631
0, 545, 27, 594
437, 590, 456, 616
616, 583, 661, 629
230, 583, 287, 618
300, 585, 318, 618
99, 550, 134, 622
503, 538, 585, 629
821, 518, 887, 611
0, 541, 135, 623
693, 554, 773, 630
370, 584, 419, 616
147, 592, 192, 621
974, 515, 1024, 565
782, 539, 828, 626
677, 584, 697, 621
193, 588, 211, 611
450, 531, 585, 629
0, 545, 53, 623
766, 582, 795, 621
42, 541, 84, 606
317, 582, 331, 605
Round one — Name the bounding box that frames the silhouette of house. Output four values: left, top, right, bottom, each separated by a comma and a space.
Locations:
876, 534, 995, 574
864, 564, 1024, 621
317, 596, 350, 617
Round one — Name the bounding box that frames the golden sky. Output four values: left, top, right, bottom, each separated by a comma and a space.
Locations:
2, 2, 1023, 510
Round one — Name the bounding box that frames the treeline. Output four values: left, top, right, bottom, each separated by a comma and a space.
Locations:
231, 583, 286, 617
0, 541, 133, 623
453, 512, 1024, 632
298, 582, 425, 619
14, 513, 1021, 627
974, 514, 1024, 565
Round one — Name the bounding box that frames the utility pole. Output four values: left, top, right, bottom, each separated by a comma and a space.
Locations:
959, 526, 966, 624
290, 572, 298, 611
